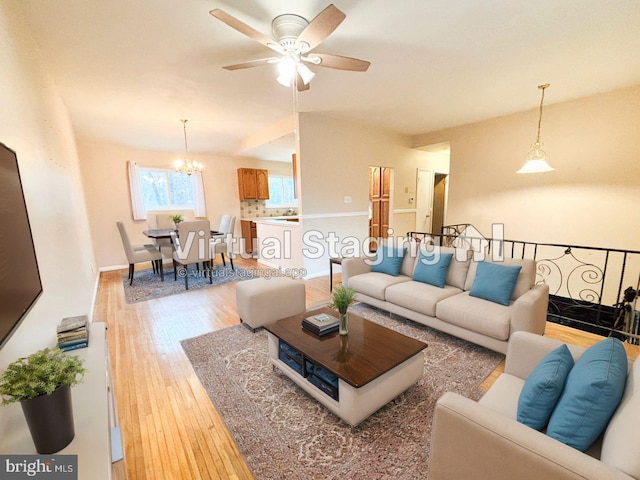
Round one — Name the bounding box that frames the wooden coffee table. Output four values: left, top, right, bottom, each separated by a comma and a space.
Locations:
264, 306, 427, 426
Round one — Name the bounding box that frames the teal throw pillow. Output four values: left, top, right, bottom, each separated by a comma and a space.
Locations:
517, 344, 574, 430
370, 247, 405, 277
546, 337, 627, 451
469, 261, 522, 306
412, 252, 453, 288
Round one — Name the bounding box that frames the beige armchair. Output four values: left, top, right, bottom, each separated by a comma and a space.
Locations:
116, 221, 163, 285
172, 220, 212, 289
211, 215, 236, 270
428, 331, 640, 480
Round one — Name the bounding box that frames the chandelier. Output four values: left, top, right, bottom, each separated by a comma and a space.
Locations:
173, 119, 203, 175
517, 83, 555, 174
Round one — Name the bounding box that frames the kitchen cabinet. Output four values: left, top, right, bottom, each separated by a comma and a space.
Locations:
238, 168, 269, 200
241, 220, 257, 254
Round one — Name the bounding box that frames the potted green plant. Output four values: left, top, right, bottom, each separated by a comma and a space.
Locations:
0, 347, 86, 454
330, 285, 357, 335
170, 214, 184, 228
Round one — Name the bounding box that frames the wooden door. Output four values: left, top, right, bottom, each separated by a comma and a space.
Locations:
368, 166, 391, 250
380, 167, 390, 237
369, 167, 380, 241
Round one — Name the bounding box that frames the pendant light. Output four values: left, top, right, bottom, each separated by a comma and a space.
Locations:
517, 83, 555, 174
173, 119, 203, 175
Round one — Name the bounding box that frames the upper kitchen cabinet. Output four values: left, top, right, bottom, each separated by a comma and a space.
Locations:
238, 168, 269, 200
255, 169, 269, 199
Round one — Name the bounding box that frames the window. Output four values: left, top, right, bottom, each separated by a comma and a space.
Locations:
265, 175, 297, 208
138, 167, 195, 210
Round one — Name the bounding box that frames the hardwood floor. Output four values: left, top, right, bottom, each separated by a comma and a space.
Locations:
95, 257, 330, 480
94, 258, 639, 479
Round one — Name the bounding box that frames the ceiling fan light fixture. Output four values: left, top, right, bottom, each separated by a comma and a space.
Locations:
276, 55, 298, 87
296, 63, 315, 85
276, 73, 291, 87
211, 5, 370, 89
277, 55, 297, 77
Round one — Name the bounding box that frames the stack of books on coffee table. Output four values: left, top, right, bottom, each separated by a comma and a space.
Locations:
302, 312, 339, 336
57, 315, 89, 351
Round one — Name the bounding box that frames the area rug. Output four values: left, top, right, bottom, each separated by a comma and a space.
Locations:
122, 265, 254, 303
181, 303, 504, 479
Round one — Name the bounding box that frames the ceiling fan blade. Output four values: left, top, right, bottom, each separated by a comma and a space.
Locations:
210, 9, 282, 53
305, 53, 370, 72
222, 58, 279, 70
295, 4, 346, 52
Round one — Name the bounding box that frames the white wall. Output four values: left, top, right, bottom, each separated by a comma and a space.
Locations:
295, 113, 436, 276
76, 137, 292, 268
413, 84, 640, 251
0, 2, 97, 363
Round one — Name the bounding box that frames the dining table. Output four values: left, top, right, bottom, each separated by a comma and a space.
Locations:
143, 228, 222, 240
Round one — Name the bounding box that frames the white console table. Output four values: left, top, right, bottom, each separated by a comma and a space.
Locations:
0, 322, 123, 480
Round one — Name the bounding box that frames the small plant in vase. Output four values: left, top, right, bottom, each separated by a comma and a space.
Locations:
330, 285, 357, 335
170, 214, 184, 229
0, 347, 86, 453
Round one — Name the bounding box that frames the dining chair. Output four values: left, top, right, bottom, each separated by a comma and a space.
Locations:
116, 221, 164, 285
148, 214, 175, 259
172, 220, 212, 289
211, 215, 236, 270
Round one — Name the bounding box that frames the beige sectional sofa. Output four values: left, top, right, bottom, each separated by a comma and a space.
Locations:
428, 331, 640, 480
341, 246, 549, 354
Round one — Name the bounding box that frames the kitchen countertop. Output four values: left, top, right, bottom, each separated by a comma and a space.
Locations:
242, 216, 299, 222
252, 216, 300, 225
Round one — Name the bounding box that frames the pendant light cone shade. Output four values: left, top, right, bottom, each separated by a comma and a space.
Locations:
518, 83, 555, 174
173, 119, 203, 175
517, 141, 554, 173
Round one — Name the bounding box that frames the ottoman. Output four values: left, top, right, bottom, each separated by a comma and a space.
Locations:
236, 277, 306, 331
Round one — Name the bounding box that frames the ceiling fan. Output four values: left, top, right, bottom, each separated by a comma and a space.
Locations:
209, 4, 370, 91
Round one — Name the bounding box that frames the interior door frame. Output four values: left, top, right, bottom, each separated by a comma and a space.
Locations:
416, 168, 434, 233
431, 172, 449, 235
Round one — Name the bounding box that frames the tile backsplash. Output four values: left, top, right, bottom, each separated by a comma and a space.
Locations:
240, 200, 298, 218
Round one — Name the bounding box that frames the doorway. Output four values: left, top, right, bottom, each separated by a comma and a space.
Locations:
416, 169, 448, 234
432, 174, 447, 234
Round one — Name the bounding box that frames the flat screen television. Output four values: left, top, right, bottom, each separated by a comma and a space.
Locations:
0, 142, 42, 349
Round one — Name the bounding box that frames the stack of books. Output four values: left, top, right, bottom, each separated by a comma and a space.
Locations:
57, 315, 89, 352
302, 313, 339, 336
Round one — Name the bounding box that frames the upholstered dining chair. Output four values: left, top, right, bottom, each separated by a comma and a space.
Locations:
211, 215, 236, 270
149, 213, 175, 259
172, 220, 212, 289
116, 221, 164, 285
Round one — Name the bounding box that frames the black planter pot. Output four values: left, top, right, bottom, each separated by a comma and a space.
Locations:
20, 384, 75, 454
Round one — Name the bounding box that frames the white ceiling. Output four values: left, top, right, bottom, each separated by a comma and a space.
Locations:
18, 0, 640, 162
